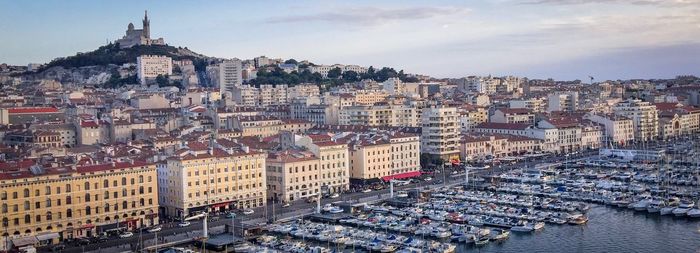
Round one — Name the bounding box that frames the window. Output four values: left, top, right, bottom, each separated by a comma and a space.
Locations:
66, 209, 72, 218
66, 184, 71, 192
84, 182, 90, 191
35, 215, 41, 223
122, 201, 127, 209
35, 202, 40, 209
139, 186, 144, 194
85, 206, 91, 215
104, 191, 109, 199
139, 175, 144, 183
130, 178, 135, 185
104, 204, 110, 212
24, 201, 30, 211
46, 199, 52, 208
24, 215, 30, 224
46, 212, 52, 221
45, 186, 51, 195
23, 189, 29, 198
85, 193, 91, 202
66, 196, 72, 205
1, 204, 6, 213
12, 192, 17, 199
103, 180, 109, 188
122, 177, 127, 185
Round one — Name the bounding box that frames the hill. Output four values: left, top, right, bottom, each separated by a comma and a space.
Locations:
40, 43, 210, 72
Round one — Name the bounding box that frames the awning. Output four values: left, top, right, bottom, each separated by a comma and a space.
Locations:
80, 223, 95, 229
382, 171, 422, 182
12, 236, 38, 247
35, 232, 60, 241
211, 201, 232, 208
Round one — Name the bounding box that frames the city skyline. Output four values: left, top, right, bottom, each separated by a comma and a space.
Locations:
1, 0, 699, 80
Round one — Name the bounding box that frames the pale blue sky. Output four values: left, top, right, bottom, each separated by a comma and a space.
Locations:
1, 0, 698, 80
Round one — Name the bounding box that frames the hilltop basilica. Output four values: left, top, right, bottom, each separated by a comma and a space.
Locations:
115, 11, 165, 48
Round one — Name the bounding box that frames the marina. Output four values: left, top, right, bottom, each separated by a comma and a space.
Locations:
156, 146, 700, 253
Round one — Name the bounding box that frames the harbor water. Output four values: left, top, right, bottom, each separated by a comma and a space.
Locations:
458, 205, 700, 253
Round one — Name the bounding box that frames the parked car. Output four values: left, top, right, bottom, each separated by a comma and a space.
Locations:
76, 238, 91, 245
92, 235, 109, 243
225, 212, 236, 218
178, 221, 191, 227
329, 193, 340, 199
282, 203, 291, 208
147, 226, 162, 233
209, 216, 220, 222
50, 244, 66, 251
243, 209, 254, 215
119, 232, 134, 238
361, 189, 372, 193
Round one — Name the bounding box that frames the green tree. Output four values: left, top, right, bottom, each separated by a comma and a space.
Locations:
284, 59, 298, 65
327, 67, 342, 79
156, 74, 170, 87
342, 70, 359, 82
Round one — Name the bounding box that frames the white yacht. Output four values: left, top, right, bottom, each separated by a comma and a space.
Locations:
673, 200, 695, 216
688, 209, 700, 218
646, 198, 666, 213
632, 199, 651, 211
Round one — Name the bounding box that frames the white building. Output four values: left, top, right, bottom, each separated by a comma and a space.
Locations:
219, 59, 243, 94
421, 104, 460, 161
382, 77, 404, 95
137, 55, 172, 85
547, 92, 579, 112
585, 114, 635, 146
613, 99, 659, 141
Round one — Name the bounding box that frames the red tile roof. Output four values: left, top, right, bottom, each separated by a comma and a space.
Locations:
7, 107, 59, 114
475, 122, 531, 130
498, 108, 532, 114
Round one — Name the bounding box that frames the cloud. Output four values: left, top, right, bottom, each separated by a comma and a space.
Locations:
521, 0, 700, 6
265, 6, 470, 26
514, 42, 700, 80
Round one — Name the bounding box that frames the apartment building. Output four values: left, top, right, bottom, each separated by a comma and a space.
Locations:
344, 132, 421, 181
538, 118, 583, 153
585, 114, 635, 146
136, 55, 172, 85
288, 133, 349, 194
218, 59, 243, 93
509, 97, 547, 112
458, 106, 488, 132
229, 116, 283, 138
490, 108, 535, 125
547, 92, 579, 112
0, 160, 158, 246
613, 99, 659, 141
158, 139, 266, 218
421, 104, 460, 161
339, 104, 418, 127
288, 84, 320, 99
266, 149, 321, 202
353, 90, 389, 105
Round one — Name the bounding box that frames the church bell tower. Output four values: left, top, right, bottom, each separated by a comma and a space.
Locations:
142, 10, 150, 39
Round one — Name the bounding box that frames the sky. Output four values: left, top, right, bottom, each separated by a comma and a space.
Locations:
1, 0, 699, 80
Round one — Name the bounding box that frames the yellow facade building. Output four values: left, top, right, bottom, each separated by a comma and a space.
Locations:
158, 139, 266, 219
1, 160, 158, 248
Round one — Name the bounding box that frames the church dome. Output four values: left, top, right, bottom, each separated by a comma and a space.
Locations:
128, 23, 134, 30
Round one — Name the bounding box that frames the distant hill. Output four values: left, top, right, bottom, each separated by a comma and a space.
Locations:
40, 43, 211, 72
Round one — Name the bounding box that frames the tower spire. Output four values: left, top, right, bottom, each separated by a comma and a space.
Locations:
142, 10, 150, 39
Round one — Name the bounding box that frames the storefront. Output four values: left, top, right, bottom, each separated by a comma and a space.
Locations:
120, 218, 139, 231
35, 232, 60, 246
